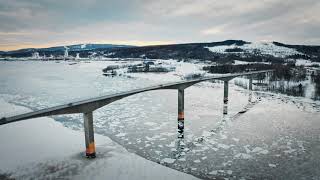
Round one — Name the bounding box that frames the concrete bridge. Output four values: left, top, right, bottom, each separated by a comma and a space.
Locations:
0, 70, 273, 158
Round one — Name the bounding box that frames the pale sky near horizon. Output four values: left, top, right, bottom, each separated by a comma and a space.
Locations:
0, 0, 319, 51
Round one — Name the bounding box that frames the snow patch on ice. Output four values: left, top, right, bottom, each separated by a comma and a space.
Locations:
269, 163, 277, 168
218, 144, 231, 150
232, 138, 240, 142
115, 133, 127, 137
209, 170, 218, 175
202, 130, 211, 137
284, 149, 296, 154
234, 153, 252, 159
162, 158, 176, 164
252, 147, 269, 155
144, 122, 158, 126
193, 159, 201, 163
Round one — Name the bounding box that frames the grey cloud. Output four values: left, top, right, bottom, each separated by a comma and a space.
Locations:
0, 0, 319, 50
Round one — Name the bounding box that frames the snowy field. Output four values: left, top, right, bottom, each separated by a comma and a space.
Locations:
0, 60, 320, 179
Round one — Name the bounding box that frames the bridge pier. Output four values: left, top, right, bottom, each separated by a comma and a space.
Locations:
223, 80, 229, 103
248, 77, 253, 103
83, 111, 96, 158
249, 77, 253, 91
178, 89, 184, 138
223, 101, 228, 115
223, 81, 229, 114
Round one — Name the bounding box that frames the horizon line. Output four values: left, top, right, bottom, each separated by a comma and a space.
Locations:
1, 39, 320, 52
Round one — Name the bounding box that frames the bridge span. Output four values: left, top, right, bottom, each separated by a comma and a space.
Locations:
0, 70, 273, 158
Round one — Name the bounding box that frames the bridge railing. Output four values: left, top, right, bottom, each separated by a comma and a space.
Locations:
0, 70, 273, 158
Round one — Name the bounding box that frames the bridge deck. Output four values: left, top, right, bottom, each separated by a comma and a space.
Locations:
0, 70, 272, 125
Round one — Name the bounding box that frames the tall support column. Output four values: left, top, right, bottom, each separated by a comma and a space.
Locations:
223, 81, 229, 115
223, 81, 229, 103
178, 89, 184, 138
248, 77, 253, 103
84, 111, 96, 158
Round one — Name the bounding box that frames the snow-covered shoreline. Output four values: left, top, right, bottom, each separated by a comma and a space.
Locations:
0, 99, 198, 180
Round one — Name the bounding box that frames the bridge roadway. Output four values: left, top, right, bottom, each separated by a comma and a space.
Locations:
0, 70, 273, 158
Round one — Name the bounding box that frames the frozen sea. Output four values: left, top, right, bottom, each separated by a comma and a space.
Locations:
0, 60, 320, 179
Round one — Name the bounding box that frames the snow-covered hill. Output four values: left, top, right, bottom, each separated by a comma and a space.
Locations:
205, 42, 304, 58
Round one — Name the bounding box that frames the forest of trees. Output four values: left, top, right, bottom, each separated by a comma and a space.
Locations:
203, 63, 307, 82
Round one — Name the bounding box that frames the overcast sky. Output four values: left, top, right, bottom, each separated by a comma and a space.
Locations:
0, 0, 319, 50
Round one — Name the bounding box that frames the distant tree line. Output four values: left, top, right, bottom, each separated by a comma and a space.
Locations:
203, 63, 307, 82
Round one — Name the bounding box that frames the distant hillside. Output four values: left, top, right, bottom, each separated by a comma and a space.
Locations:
1, 40, 320, 62
1, 44, 134, 57
273, 42, 320, 60
103, 40, 320, 62
104, 40, 251, 61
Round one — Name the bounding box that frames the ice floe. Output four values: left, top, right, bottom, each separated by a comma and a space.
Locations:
162, 158, 176, 164
234, 153, 252, 159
